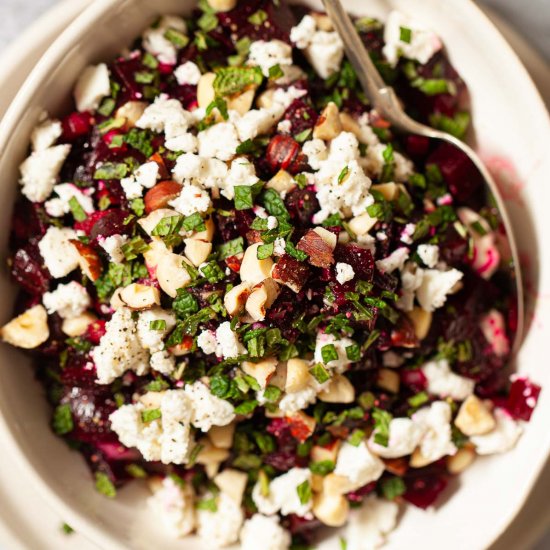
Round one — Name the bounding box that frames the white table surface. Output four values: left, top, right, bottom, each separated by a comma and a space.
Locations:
0, 1, 548, 549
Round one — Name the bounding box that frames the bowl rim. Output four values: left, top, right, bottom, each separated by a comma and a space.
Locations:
0, 1, 548, 549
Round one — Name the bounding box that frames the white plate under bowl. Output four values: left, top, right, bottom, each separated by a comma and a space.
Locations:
0, 1, 548, 549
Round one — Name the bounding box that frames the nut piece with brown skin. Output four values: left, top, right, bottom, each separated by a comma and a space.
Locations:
313, 102, 343, 141
296, 229, 335, 268
271, 254, 310, 293
144, 181, 183, 214
70, 239, 102, 281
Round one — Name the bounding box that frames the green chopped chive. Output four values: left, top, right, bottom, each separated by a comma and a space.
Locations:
164, 28, 189, 48
309, 460, 335, 476
399, 26, 412, 44
321, 343, 339, 364
309, 363, 331, 384
141, 408, 162, 423
125, 464, 147, 478
52, 404, 74, 435
348, 429, 366, 446
381, 476, 406, 500
296, 480, 312, 505
95, 472, 117, 498
372, 408, 392, 447
68, 196, 87, 222
338, 165, 349, 184
93, 162, 128, 180
408, 391, 429, 408
248, 9, 268, 25
150, 319, 167, 331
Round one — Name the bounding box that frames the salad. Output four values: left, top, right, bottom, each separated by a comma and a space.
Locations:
1, 0, 541, 548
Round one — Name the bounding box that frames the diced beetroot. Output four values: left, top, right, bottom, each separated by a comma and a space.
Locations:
266, 135, 308, 175
60, 358, 97, 388
173, 84, 198, 111
74, 210, 110, 235
286, 514, 322, 537
346, 481, 376, 503
85, 320, 107, 345
102, 130, 128, 153
90, 209, 133, 240
506, 376, 541, 421
285, 187, 320, 227
405, 135, 431, 158
400, 368, 428, 392
11, 243, 50, 295
10, 200, 49, 244
391, 317, 419, 348
264, 450, 300, 472
282, 99, 318, 136
95, 441, 141, 461
403, 473, 448, 509
61, 111, 93, 141
427, 143, 482, 202
334, 243, 375, 281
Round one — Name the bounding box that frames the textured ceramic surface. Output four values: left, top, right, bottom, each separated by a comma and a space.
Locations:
0, 1, 548, 549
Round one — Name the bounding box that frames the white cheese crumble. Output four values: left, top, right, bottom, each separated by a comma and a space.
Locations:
172, 154, 228, 191
42, 281, 91, 319
416, 267, 463, 312
231, 108, 281, 142
267, 216, 279, 230
273, 237, 287, 256
302, 138, 328, 170
277, 119, 292, 134
74, 63, 111, 112
400, 223, 416, 245
93, 307, 150, 384
174, 61, 202, 85
44, 183, 94, 217
248, 40, 293, 77
142, 15, 188, 65
31, 116, 62, 152
252, 467, 312, 517
197, 329, 218, 355
98, 234, 129, 264
417, 244, 440, 268
334, 441, 385, 491
38, 226, 80, 278
150, 350, 176, 375
362, 143, 414, 181
382, 10, 442, 68
412, 401, 457, 464
168, 184, 212, 217
19, 144, 71, 203
422, 358, 475, 401
289, 15, 317, 49
137, 307, 177, 353
240, 514, 291, 550
336, 262, 355, 285
197, 492, 244, 548
278, 385, 317, 414
376, 247, 410, 274
148, 476, 196, 537
197, 122, 241, 162
215, 321, 246, 359
223, 158, 259, 200
368, 417, 424, 459
184, 381, 235, 432
347, 496, 399, 550
314, 332, 359, 372
137, 94, 193, 140
470, 408, 523, 455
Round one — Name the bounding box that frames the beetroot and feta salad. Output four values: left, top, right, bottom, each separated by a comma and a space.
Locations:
0, 0, 541, 547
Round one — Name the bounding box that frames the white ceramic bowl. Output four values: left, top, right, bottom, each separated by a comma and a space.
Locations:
0, 1, 548, 549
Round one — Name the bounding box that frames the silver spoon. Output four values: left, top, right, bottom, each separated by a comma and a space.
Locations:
322, 0, 524, 354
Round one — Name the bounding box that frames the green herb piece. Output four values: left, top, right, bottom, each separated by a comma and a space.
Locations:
381, 476, 406, 500
294, 128, 312, 143
408, 391, 429, 408
217, 237, 244, 259
234, 182, 263, 210
68, 197, 87, 222
284, 240, 308, 262
121, 236, 150, 261
348, 429, 366, 447
263, 385, 282, 403
309, 363, 331, 384
338, 166, 349, 184
124, 128, 154, 157
248, 9, 268, 25
210, 375, 231, 398
213, 66, 263, 97
98, 97, 116, 117
345, 344, 361, 361
429, 111, 470, 140
228, 36, 252, 66
200, 261, 225, 283
188, 443, 205, 467
95, 472, 117, 498
321, 344, 338, 364
142, 52, 159, 69
470, 220, 488, 236
173, 289, 199, 317
150, 319, 167, 331
257, 242, 274, 260
413, 78, 454, 96
399, 26, 412, 43
268, 64, 284, 80
93, 162, 128, 180
144, 378, 170, 392
135, 71, 156, 84
198, 11, 218, 32
164, 28, 189, 48
141, 408, 162, 423
52, 404, 74, 435
234, 400, 258, 415
262, 188, 290, 220
372, 408, 392, 447
196, 497, 218, 512
232, 453, 262, 470
61, 523, 74, 535
254, 432, 276, 454
358, 391, 376, 410
381, 143, 395, 182
126, 464, 147, 478
97, 117, 126, 133
297, 480, 312, 505
309, 460, 335, 476
206, 96, 229, 120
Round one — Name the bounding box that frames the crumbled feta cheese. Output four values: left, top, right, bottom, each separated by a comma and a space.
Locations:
184, 381, 235, 432
222, 158, 259, 200
150, 350, 176, 375
198, 122, 240, 161
148, 476, 196, 537
174, 61, 202, 85
270, 86, 308, 111
396, 261, 424, 311
42, 281, 91, 319
376, 247, 410, 274
19, 144, 71, 202
479, 309, 510, 357
253, 468, 312, 517
356, 113, 382, 147
470, 408, 523, 455
248, 40, 293, 77
44, 183, 95, 217
215, 321, 245, 359
240, 514, 291, 550
168, 184, 212, 216
334, 442, 385, 491
109, 389, 193, 464
314, 332, 359, 372
137, 307, 177, 353
197, 329, 218, 355
273, 238, 287, 256
74, 63, 110, 112
172, 154, 228, 191
197, 492, 244, 548
279, 385, 317, 414
137, 94, 192, 139
422, 359, 475, 401
416, 268, 463, 312
120, 176, 143, 200
38, 226, 80, 278
31, 116, 62, 152
277, 119, 292, 134
400, 223, 416, 245
383, 10, 442, 67
290, 15, 317, 49
347, 496, 399, 550
417, 244, 439, 268
99, 234, 129, 264
412, 401, 456, 464
165, 132, 198, 153
136, 161, 159, 189
267, 216, 279, 230
336, 262, 355, 285
302, 139, 328, 170
231, 108, 280, 142
369, 417, 425, 459
142, 15, 187, 65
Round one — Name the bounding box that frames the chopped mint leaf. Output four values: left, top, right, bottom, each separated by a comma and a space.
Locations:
372, 408, 392, 447
234, 182, 263, 210
98, 97, 116, 117
196, 497, 218, 512
120, 236, 150, 261
345, 344, 361, 361
262, 188, 289, 220
173, 289, 199, 317
408, 391, 429, 408
141, 408, 162, 423
142, 52, 159, 69
200, 261, 225, 283
68, 196, 87, 222
348, 429, 366, 446
294, 128, 312, 143
309, 363, 331, 384
206, 96, 229, 120
198, 11, 218, 32
124, 128, 154, 157
321, 344, 338, 364
254, 432, 276, 454
52, 404, 74, 435
164, 28, 189, 48
297, 479, 312, 505
144, 378, 170, 392
263, 385, 282, 403
135, 71, 156, 84
130, 198, 145, 216
217, 236, 244, 259
149, 319, 167, 331
95, 472, 117, 498
213, 66, 263, 97
93, 162, 128, 180
234, 400, 258, 415
125, 463, 147, 478
285, 240, 308, 261
381, 476, 406, 500
399, 26, 412, 44
268, 64, 284, 80
309, 460, 335, 476
257, 242, 274, 260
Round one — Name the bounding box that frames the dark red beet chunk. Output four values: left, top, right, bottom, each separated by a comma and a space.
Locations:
282, 99, 318, 136
61, 112, 93, 141
334, 243, 375, 281
506, 377, 541, 421
346, 481, 376, 503
285, 187, 320, 227
400, 369, 428, 392
403, 473, 448, 509
90, 209, 133, 241
11, 243, 50, 295
10, 201, 49, 245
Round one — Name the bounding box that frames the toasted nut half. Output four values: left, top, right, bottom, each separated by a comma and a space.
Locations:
228, 88, 256, 116
196, 438, 230, 466
377, 368, 400, 393
156, 253, 192, 297
348, 212, 377, 236
62, 312, 97, 337
208, 422, 236, 449
193, 217, 215, 242
313, 226, 337, 249
455, 395, 496, 436
240, 243, 274, 285
313, 102, 343, 141
312, 492, 350, 527
184, 238, 212, 267
266, 170, 296, 194
371, 183, 399, 201
70, 240, 102, 281
144, 181, 182, 214
322, 473, 354, 497
116, 101, 148, 128
318, 374, 355, 404
406, 307, 433, 341
119, 283, 161, 310
224, 282, 252, 316
138, 208, 180, 236
241, 357, 278, 389
339, 112, 361, 137
1, 305, 49, 349
207, 0, 237, 13
245, 279, 280, 321
285, 358, 311, 393
197, 73, 216, 109
447, 446, 476, 474
311, 440, 341, 464
214, 469, 248, 505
